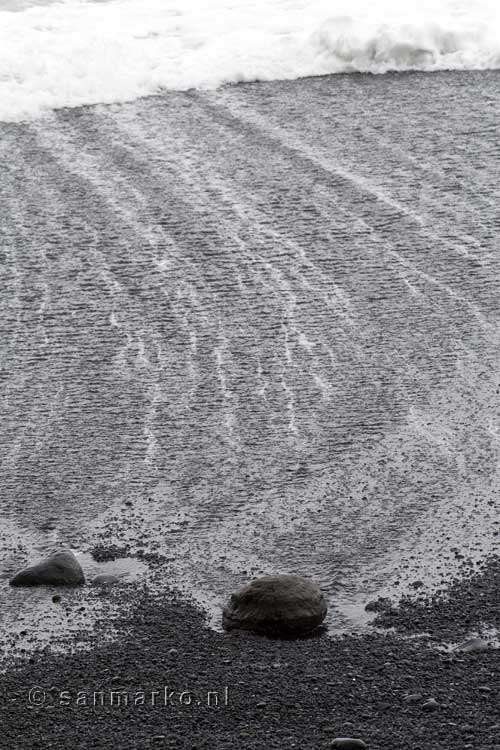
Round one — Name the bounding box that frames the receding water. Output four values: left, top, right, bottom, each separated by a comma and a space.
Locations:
1, 70, 500, 654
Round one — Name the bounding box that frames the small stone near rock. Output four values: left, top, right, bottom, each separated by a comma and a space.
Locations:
409, 580, 424, 589
422, 698, 440, 711
91, 574, 120, 587
52, 594, 61, 603
10, 550, 85, 587
168, 648, 178, 656
331, 739, 367, 750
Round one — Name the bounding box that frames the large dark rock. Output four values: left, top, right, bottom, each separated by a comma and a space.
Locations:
331, 740, 367, 749
222, 574, 327, 637
9, 550, 85, 587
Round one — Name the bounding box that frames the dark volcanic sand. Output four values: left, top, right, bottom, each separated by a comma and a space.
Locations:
1, 556, 500, 750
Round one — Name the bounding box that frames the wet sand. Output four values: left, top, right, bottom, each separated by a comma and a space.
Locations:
1, 70, 500, 653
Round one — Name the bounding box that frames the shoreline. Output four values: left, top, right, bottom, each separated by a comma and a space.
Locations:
1, 556, 500, 749
1, 67, 500, 667
1, 67, 500, 749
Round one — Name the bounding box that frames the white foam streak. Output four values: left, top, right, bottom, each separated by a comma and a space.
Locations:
1, 0, 500, 121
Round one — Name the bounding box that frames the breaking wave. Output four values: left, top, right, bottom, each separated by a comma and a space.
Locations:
1, 0, 500, 121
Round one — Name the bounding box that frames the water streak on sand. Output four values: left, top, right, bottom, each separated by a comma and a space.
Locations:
1, 72, 500, 653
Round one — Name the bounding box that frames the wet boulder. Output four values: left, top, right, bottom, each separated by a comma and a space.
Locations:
9, 550, 85, 587
222, 574, 327, 637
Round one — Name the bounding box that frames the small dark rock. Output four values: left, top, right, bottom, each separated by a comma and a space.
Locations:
422, 698, 440, 711
52, 594, 61, 603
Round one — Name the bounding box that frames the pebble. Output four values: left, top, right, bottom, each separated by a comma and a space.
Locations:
422, 698, 440, 711
403, 693, 423, 703
331, 739, 367, 749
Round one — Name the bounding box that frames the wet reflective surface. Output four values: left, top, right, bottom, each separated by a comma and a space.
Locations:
1, 70, 500, 653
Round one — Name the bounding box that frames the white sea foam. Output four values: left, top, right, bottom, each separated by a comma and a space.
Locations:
1, 0, 500, 121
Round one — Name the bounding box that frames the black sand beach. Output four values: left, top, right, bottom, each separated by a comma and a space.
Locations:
2, 555, 500, 749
